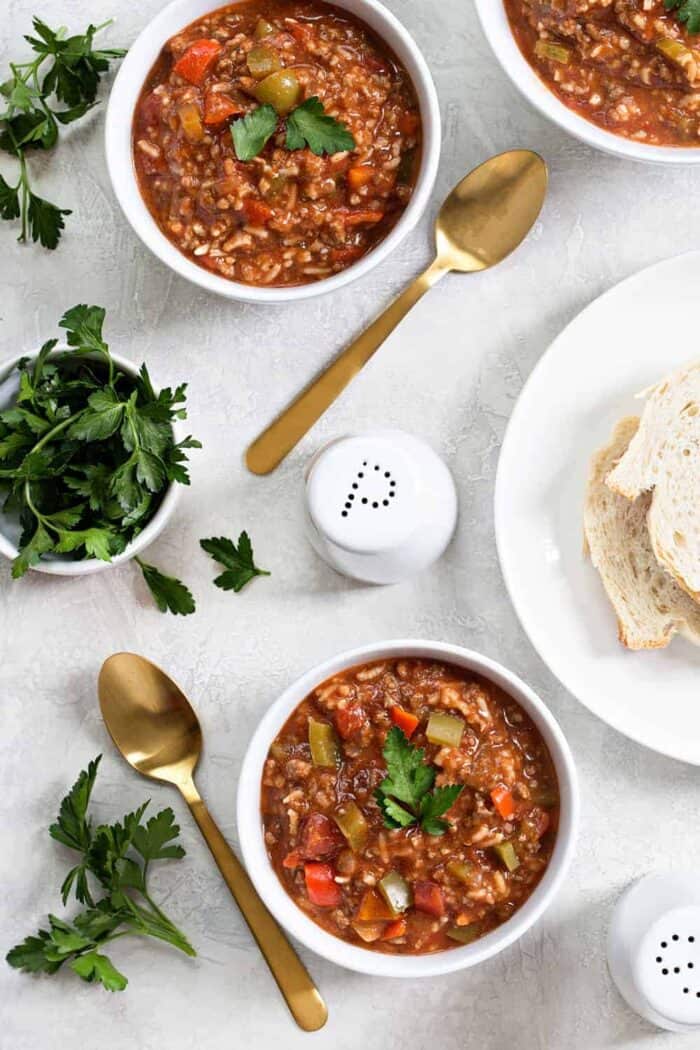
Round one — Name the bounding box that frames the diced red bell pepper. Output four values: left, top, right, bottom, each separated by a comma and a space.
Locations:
491, 785, 516, 821
335, 702, 366, 740
299, 812, 344, 860
380, 917, 407, 941
414, 881, 446, 918
242, 198, 273, 225
304, 862, 341, 907
390, 705, 419, 739
203, 92, 244, 125
173, 39, 223, 85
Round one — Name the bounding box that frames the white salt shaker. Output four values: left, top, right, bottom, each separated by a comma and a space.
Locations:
608, 872, 700, 1032
303, 428, 458, 584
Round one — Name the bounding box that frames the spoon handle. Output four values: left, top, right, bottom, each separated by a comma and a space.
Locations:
246, 257, 448, 475
179, 779, 327, 1032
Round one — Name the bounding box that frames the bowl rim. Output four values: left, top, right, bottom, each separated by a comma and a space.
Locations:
105, 0, 442, 304
237, 638, 580, 977
473, 0, 700, 166
0, 345, 181, 576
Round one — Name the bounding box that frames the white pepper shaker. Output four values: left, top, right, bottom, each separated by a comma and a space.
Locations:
303, 428, 457, 584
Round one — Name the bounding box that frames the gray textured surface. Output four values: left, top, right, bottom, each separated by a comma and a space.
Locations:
2, 1, 700, 1048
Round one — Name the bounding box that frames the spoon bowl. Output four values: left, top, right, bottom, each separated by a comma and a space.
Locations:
98, 652, 327, 1032
246, 149, 548, 474
436, 149, 547, 271
100, 654, 201, 784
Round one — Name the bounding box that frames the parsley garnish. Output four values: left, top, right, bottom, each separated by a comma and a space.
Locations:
285, 96, 355, 156
200, 532, 270, 592
136, 558, 196, 616
0, 17, 125, 248
6, 756, 195, 992
231, 103, 278, 161
0, 305, 200, 613
665, 0, 700, 32
374, 727, 463, 836
231, 95, 355, 161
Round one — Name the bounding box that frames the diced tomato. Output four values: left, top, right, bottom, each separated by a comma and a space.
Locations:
330, 245, 364, 264
414, 881, 446, 918
243, 198, 273, 225
203, 92, 244, 125
380, 917, 407, 941
282, 849, 302, 869
335, 702, 366, 740
304, 862, 341, 907
398, 111, 420, 135
299, 812, 344, 860
390, 705, 419, 739
288, 22, 313, 45
491, 785, 516, 821
355, 889, 395, 923
173, 39, 223, 85
139, 90, 163, 126
342, 209, 384, 227
346, 165, 375, 190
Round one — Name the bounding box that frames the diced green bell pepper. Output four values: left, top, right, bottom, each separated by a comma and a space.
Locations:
378, 871, 413, 915
308, 718, 339, 768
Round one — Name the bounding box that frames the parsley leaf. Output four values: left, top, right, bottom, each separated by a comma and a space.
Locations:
6, 758, 195, 991
0, 18, 125, 248
285, 96, 355, 156
231, 104, 278, 160
200, 532, 270, 592
374, 727, 463, 836
136, 558, 196, 616
665, 0, 700, 32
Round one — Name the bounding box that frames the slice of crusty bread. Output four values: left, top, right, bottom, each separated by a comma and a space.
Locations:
584, 416, 700, 650
606, 362, 700, 602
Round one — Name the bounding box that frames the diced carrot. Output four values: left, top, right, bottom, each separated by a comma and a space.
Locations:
343, 209, 384, 227
243, 198, 273, 225
491, 785, 516, 821
335, 702, 366, 740
304, 862, 341, 907
299, 813, 344, 860
282, 849, 302, 869
203, 92, 243, 125
380, 917, 407, 941
390, 705, 419, 739
355, 889, 395, 923
346, 165, 375, 190
173, 39, 223, 85
414, 881, 446, 918
398, 111, 420, 135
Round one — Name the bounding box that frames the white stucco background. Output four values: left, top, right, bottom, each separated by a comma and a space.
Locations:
2, 2, 700, 1048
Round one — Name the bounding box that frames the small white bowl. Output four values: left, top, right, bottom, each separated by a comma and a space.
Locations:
0, 347, 180, 576
237, 639, 579, 977
105, 0, 441, 304
474, 0, 700, 166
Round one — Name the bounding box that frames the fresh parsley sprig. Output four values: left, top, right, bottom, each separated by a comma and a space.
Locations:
200, 531, 270, 592
6, 756, 195, 992
0, 304, 200, 613
374, 727, 463, 836
665, 0, 700, 32
231, 95, 355, 161
0, 16, 126, 248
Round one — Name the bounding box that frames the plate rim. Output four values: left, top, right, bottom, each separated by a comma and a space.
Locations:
494, 250, 700, 766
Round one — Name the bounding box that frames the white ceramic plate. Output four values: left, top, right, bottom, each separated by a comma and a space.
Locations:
495, 252, 700, 765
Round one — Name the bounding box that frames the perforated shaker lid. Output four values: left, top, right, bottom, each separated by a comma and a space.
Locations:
306, 434, 419, 554
636, 907, 700, 1027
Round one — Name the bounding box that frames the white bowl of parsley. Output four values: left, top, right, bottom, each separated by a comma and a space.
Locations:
0, 305, 199, 583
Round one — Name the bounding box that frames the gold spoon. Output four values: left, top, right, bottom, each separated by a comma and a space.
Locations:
246, 149, 548, 475
98, 652, 327, 1033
